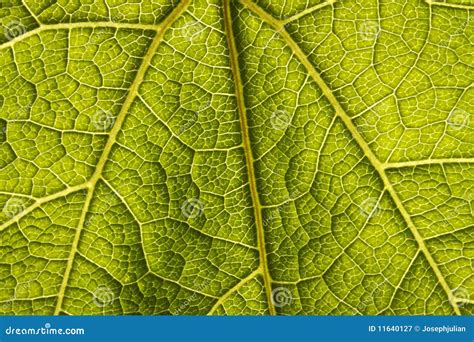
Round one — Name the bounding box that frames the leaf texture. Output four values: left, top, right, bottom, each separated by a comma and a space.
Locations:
0, 0, 473, 315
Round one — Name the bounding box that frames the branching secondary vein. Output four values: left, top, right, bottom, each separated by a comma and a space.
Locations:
53, 0, 192, 315
0, 22, 161, 50
240, 0, 462, 315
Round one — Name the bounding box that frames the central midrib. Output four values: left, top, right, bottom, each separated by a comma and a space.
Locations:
8, 0, 461, 316
223, 0, 277, 315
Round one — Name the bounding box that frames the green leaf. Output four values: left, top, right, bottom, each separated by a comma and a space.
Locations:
0, 0, 472, 315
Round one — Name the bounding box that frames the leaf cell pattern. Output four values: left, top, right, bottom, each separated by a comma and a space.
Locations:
0, 0, 473, 315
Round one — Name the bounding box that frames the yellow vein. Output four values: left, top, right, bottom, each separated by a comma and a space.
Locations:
100, 177, 152, 272
241, 0, 462, 315
282, 0, 336, 25
53, 0, 191, 315
383, 158, 474, 169
457, 298, 474, 305
425, 0, 474, 10
0, 22, 161, 50
0, 183, 88, 231
425, 226, 473, 240
223, 0, 276, 315
385, 249, 421, 311
207, 268, 261, 315
21, 0, 41, 26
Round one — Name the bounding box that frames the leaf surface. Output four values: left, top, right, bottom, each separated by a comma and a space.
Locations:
0, 0, 473, 315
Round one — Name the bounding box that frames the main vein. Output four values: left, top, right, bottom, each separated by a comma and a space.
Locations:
0, 22, 161, 50
53, 0, 191, 315
223, 0, 276, 315
240, 0, 461, 315
425, 0, 474, 10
